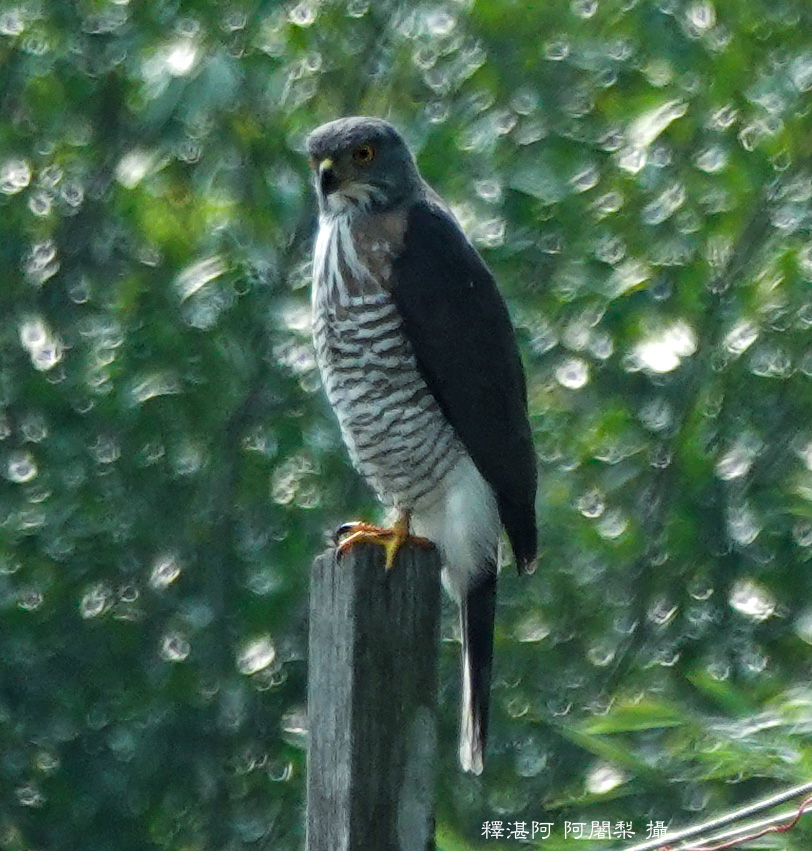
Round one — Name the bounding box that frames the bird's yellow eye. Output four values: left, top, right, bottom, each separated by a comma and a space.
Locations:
352, 145, 375, 164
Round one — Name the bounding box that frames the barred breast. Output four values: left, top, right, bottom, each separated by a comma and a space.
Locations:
311, 211, 465, 510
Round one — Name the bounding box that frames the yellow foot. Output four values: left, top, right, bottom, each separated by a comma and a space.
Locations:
335, 514, 432, 570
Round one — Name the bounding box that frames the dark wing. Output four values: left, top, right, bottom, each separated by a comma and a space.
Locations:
391, 196, 537, 571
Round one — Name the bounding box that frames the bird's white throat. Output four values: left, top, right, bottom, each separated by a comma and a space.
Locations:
312, 211, 375, 305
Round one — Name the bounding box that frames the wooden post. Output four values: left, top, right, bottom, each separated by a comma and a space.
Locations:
306, 542, 442, 851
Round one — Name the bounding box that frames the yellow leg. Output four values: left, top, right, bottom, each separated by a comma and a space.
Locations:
336, 512, 432, 570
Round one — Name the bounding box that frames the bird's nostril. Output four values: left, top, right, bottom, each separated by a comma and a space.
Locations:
320, 166, 339, 196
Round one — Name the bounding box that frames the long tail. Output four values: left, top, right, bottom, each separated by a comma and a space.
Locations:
459, 568, 497, 775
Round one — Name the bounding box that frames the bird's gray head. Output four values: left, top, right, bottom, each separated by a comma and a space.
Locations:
306, 117, 421, 216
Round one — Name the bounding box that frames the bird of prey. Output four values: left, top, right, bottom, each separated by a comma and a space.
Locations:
306, 116, 537, 774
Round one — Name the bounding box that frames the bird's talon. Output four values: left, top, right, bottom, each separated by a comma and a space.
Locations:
383, 539, 399, 571
333, 514, 429, 570
333, 520, 366, 545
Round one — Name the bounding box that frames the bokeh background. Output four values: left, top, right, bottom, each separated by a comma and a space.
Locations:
3, 0, 812, 848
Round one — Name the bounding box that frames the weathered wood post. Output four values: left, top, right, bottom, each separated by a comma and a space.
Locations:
306, 542, 442, 851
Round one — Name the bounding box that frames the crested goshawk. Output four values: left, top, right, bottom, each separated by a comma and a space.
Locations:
306, 116, 537, 774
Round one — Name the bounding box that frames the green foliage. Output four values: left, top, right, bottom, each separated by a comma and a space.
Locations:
2, 0, 812, 847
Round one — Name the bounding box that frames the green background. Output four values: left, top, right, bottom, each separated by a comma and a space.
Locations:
2, 0, 812, 847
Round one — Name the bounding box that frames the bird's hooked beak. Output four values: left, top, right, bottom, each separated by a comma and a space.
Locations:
318, 158, 339, 197
314, 155, 383, 213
